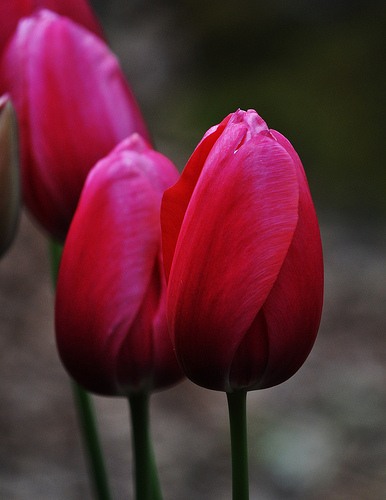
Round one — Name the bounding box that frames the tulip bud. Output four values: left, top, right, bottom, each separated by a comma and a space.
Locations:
0, 94, 20, 257
0, 0, 104, 57
55, 134, 184, 396
161, 109, 324, 392
0, 9, 151, 240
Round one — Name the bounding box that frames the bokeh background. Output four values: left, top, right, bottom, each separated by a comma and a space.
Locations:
1, 0, 385, 498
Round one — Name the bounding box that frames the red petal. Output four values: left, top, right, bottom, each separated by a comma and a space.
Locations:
256, 130, 324, 388
167, 132, 300, 390
162, 110, 269, 282
115, 253, 182, 392
229, 309, 270, 390
55, 140, 180, 395
161, 119, 229, 282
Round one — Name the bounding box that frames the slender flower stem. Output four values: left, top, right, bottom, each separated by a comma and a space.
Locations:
227, 390, 249, 500
72, 382, 112, 500
128, 393, 162, 500
49, 239, 112, 500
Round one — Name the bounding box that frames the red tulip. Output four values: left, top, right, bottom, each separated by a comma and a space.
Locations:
0, 0, 104, 57
55, 134, 183, 396
161, 109, 324, 392
0, 9, 150, 240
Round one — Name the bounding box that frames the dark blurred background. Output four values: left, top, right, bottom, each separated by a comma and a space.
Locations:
95, 0, 386, 218
0, 1, 385, 499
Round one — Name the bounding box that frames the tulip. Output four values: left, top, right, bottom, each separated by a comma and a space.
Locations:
161, 109, 324, 393
0, 94, 20, 256
0, 0, 104, 57
0, 9, 151, 240
55, 133, 183, 396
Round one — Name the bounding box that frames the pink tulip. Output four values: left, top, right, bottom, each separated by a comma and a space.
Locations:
161, 109, 324, 392
0, 0, 104, 57
0, 9, 150, 240
55, 134, 183, 395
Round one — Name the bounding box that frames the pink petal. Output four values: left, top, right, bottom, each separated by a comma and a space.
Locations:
0, 10, 150, 239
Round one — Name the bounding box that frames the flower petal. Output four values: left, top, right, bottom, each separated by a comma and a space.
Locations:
56, 143, 172, 395
166, 132, 300, 390
161, 117, 229, 281
257, 130, 324, 388
0, 10, 150, 239
162, 110, 268, 282
0, 0, 104, 57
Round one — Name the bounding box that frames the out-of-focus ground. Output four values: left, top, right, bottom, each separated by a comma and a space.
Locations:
1, 1, 385, 499
0, 214, 385, 500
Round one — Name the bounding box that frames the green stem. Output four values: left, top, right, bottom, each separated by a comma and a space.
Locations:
49, 239, 112, 500
72, 382, 112, 500
128, 393, 162, 500
227, 391, 249, 500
